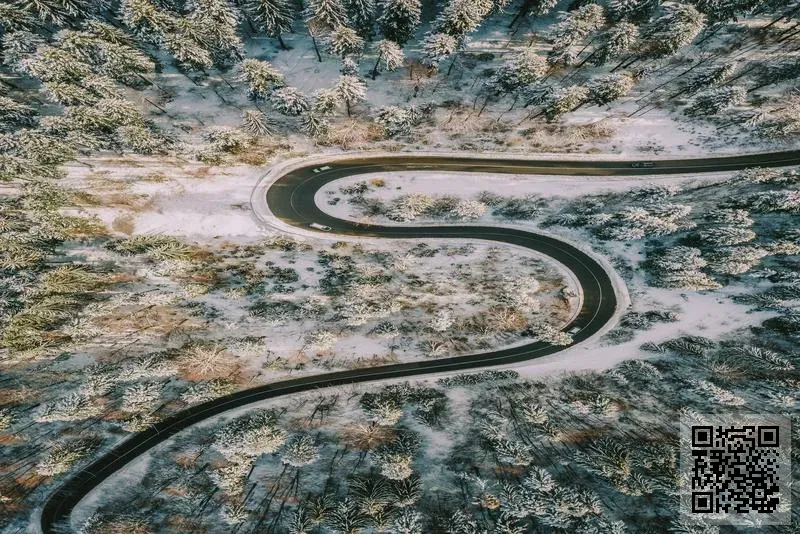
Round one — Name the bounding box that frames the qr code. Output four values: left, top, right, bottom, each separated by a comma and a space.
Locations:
680, 414, 791, 526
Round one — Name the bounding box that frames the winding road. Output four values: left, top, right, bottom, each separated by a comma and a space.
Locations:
38, 150, 800, 533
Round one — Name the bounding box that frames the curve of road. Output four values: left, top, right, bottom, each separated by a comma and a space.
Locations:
38, 150, 800, 533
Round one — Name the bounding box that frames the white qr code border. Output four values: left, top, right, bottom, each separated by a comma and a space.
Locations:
680, 413, 791, 527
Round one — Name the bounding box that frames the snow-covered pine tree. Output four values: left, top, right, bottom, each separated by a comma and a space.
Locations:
488, 48, 547, 94
640, 2, 705, 58
377, 0, 420, 45
301, 110, 331, 137
241, 109, 276, 135
281, 434, 320, 467
608, 0, 658, 22
371, 39, 404, 78
684, 62, 734, 94
686, 85, 745, 116
163, 29, 215, 69
434, 0, 493, 38
420, 32, 458, 71
187, 0, 244, 66
0, 96, 37, 132
375, 105, 417, 136
16, 0, 99, 26
541, 84, 589, 121
311, 87, 341, 114
590, 21, 639, 65
344, 0, 375, 39
335, 74, 366, 115
694, 0, 762, 24
240, 0, 294, 49
328, 24, 364, 57
1, 31, 44, 71
270, 86, 311, 115
508, 0, 557, 29
547, 4, 606, 67
587, 73, 635, 105
237, 58, 285, 99
340, 56, 359, 75
121, 0, 177, 40
305, 0, 348, 30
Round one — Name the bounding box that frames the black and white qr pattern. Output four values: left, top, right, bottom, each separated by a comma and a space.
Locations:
680, 415, 791, 526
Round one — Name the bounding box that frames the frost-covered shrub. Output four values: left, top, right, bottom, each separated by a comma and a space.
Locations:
37, 439, 98, 476
121, 381, 162, 412
437, 369, 519, 387
181, 378, 237, 404
529, 323, 572, 346
202, 126, 253, 153
36, 393, 101, 422
742, 190, 800, 213
452, 199, 487, 220
386, 193, 434, 221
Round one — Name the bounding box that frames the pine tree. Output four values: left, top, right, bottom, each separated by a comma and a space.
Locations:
328, 24, 364, 57
488, 48, 547, 94
305, 0, 348, 29
371, 39, 404, 78
587, 73, 635, 105
344, 0, 375, 39
301, 110, 330, 137
241, 109, 276, 135
548, 3, 606, 67
591, 21, 639, 65
434, 0, 493, 38
541, 84, 589, 121
240, 0, 294, 49
335, 74, 366, 115
0, 4, 35, 33
121, 0, 177, 39
0, 96, 37, 132
684, 62, 734, 94
377, 0, 420, 45
508, 0, 557, 30
163, 30, 214, 69
686, 85, 745, 116
1, 31, 44, 71
311, 87, 341, 114
237, 58, 285, 99
694, 0, 761, 24
188, 0, 244, 66
335, 60, 356, 80
375, 105, 415, 136
16, 0, 99, 26
608, 0, 658, 22
281, 434, 320, 467
420, 32, 458, 70
640, 2, 705, 58
270, 86, 311, 115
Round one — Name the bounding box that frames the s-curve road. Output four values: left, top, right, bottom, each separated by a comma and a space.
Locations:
39, 151, 800, 533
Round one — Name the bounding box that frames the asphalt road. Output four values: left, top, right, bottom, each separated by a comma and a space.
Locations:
38, 151, 800, 533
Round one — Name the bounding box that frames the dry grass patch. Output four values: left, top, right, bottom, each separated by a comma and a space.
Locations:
112, 213, 136, 235
321, 119, 385, 150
